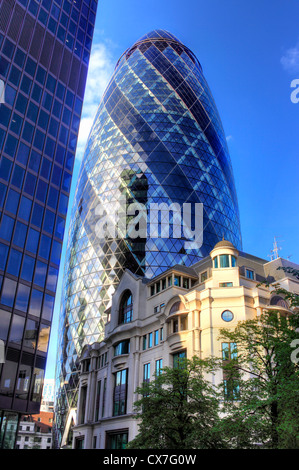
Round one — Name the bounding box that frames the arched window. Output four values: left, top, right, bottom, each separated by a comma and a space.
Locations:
169, 301, 185, 315
119, 290, 133, 324
270, 296, 288, 309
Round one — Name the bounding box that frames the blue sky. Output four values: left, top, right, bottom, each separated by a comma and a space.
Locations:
45, 0, 299, 380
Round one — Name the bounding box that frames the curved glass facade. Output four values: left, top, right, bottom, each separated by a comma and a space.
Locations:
55, 29, 242, 444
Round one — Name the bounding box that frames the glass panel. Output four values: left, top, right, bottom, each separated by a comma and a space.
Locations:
37, 324, 50, 353
15, 364, 31, 399
8, 314, 25, 346
23, 319, 38, 351
0, 361, 17, 396
0, 309, 11, 341
1, 278, 17, 307
31, 368, 44, 402
15, 283, 30, 312
220, 254, 230, 268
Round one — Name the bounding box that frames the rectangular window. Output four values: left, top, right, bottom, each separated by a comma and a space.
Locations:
113, 369, 128, 417
143, 363, 150, 383
173, 350, 186, 368
95, 380, 101, 421
102, 377, 107, 418
155, 359, 163, 377
246, 269, 254, 280
106, 430, 128, 450
220, 254, 230, 268
201, 271, 208, 282
142, 335, 147, 350
219, 282, 233, 287
154, 329, 159, 346
148, 332, 153, 348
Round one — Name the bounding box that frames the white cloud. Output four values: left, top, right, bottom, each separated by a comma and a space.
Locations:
76, 41, 115, 159
281, 43, 299, 73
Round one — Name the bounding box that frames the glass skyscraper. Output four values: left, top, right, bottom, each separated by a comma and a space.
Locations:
56, 29, 242, 446
0, 0, 98, 448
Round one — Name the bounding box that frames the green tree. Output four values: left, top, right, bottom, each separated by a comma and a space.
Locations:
127, 356, 225, 449
219, 303, 299, 449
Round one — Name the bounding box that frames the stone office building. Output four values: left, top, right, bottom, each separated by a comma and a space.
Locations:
72, 240, 299, 449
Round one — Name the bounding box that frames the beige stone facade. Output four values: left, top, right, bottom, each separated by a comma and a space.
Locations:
72, 241, 299, 449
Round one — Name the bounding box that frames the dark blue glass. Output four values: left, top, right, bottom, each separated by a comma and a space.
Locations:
0, 243, 9, 271
10, 113, 23, 135
46, 266, 58, 292
28, 150, 41, 173
42, 294, 54, 321
5, 189, 20, 215
4, 134, 18, 157
0, 157, 12, 181
36, 180, 48, 203
16, 142, 30, 166
0, 214, 14, 241
13, 221, 27, 248
31, 203, 44, 227
26, 228, 39, 254
51, 240, 61, 265
39, 234, 51, 260
47, 186, 59, 209
23, 172, 36, 196
0, 183, 7, 208
29, 289, 43, 318
34, 260, 47, 288
7, 248, 22, 277
0, 277, 17, 307
20, 254, 35, 282
18, 196, 32, 221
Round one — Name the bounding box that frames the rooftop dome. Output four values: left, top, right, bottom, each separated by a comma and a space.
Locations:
213, 239, 236, 249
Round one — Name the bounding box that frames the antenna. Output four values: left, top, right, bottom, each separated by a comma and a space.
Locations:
270, 236, 283, 260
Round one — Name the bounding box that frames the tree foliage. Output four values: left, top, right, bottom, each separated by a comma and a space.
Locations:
127, 357, 226, 449
219, 307, 299, 448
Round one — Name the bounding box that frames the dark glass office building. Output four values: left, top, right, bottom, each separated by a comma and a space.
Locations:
0, 0, 98, 448
56, 29, 242, 446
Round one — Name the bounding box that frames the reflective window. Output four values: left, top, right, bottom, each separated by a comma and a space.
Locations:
34, 260, 47, 288
15, 365, 31, 399
18, 196, 32, 222
0, 361, 17, 396
8, 314, 25, 345
31, 368, 44, 402
37, 324, 50, 353
15, 283, 30, 312
5, 189, 20, 215
20, 255, 35, 282
42, 294, 54, 322
29, 289, 43, 318
7, 249, 22, 277
1, 278, 17, 307
26, 228, 40, 254
23, 318, 38, 351
0, 309, 11, 341
0, 215, 14, 241
13, 221, 27, 248
0, 243, 9, 271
